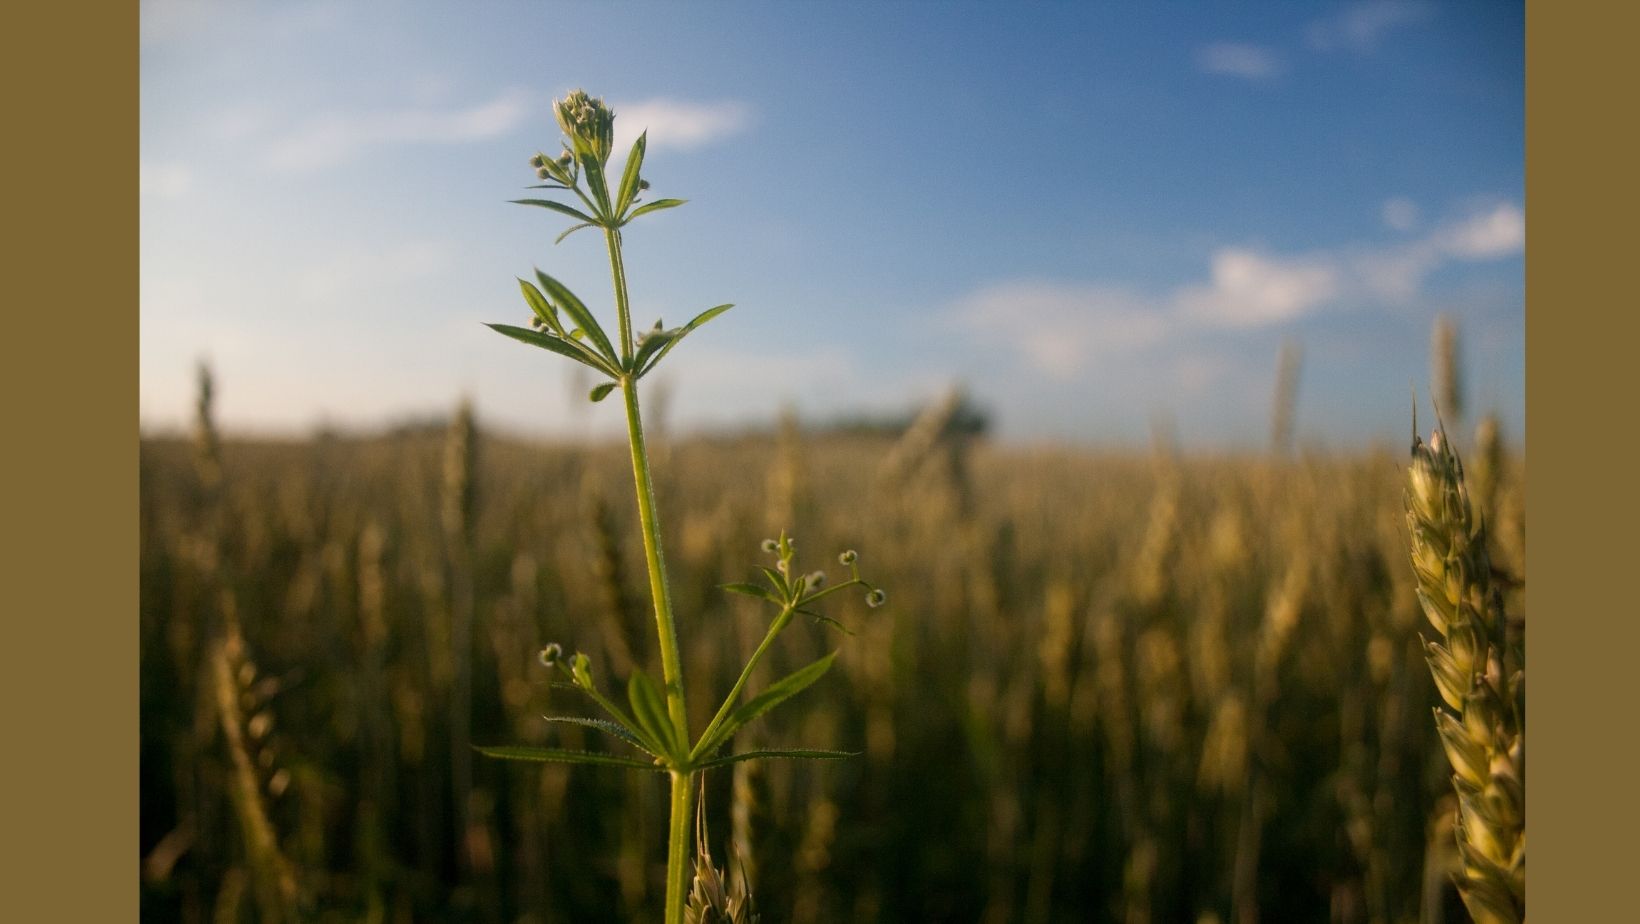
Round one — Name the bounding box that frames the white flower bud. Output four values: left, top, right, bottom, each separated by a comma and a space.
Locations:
554, 89, 615, 166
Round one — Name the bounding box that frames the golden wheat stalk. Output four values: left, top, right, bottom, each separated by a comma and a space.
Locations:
210, 622, 299, 923
192, 360, 223, 493
1432, 315, 1464, 425
1269, 339, 1302, 456
1406, 426, 1524, 924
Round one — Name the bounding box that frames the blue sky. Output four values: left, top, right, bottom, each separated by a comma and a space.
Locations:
140, 0, 1523, 447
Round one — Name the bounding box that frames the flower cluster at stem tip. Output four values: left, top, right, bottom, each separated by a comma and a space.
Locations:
760, 533, 887, 610
555, 89, 615, 167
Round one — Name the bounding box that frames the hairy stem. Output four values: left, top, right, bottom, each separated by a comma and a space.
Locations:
606, 228, 635, 359
608, 227, 693, 923
607, 227, 685, 732
666, 770, 697, 924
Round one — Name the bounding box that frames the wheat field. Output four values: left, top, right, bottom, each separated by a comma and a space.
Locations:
139, 399, 1524, 923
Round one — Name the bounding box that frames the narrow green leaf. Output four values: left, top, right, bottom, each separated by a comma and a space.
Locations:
541, 715, 658, 756
511, 198, 600, 226
630, 327, 679, 374
799, 609, 855, 636
589, 382, 617, 403
696, 652, 838, 757
639, 304, 734, 376
525, 183, 569, 190
720, 582, 780, 602
695, 748, 859, 770
615, 131, 647, 217
533, 269, 618, 364
545, 681, 647, 741
476, 745, 659, 771
555, 222, 595, 245
684, 303, 734, 331
759, 566, 791, 600
627, 670, 682, 758
486, 324, 616, 376
625, 198, 688, 222
517, 279, 562, 333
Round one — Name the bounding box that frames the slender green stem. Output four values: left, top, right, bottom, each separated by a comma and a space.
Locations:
692, 606, 795, 761
606, 228, 634, 359
691, 578, 866, 760
606, 225, 684, 728
794, 577, 866, 609
665, 770, 696, 924
620, 375, 687, 732
606, 209, 694, 924
571, 184, 603, 227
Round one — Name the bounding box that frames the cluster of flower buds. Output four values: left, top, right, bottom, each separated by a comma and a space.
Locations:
554, 89, 615, 167
538, 642, 563, 667
529, 150, 577, 184
569, 652, 595, 691
538, 642, 602, 695
756, 536, 886, 611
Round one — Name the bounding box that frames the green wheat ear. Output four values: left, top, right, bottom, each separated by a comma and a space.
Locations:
475, 89, 884, 924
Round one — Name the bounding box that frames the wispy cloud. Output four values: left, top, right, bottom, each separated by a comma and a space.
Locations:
141, 161, 194, 199
262, 88, 532, 172
1381, 196, 1420, 231
1436, 202, 1525, 259
611, 99, 752, 154
1357, 201, 1524, 299
1306, 1, 1436, 53
952, 201, 1523, 379
657, 341, 950, 430
292, 241, 457, 303
1176, 249, 1340, 326
951, 283, 1169, 378
1196, 42, 1285, 80
142, 0, 343, 47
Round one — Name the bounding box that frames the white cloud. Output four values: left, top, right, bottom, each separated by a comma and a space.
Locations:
1381, 196, 1420, 231
1354, 202, 1524, 299
206, 106, 271, 142
263, 88, 532, 172
140, 161, 193, 199
656, 342, 946, 430
293, 241, 457, 302
1306, 1, 1436, 53
611, 99, 751, 154
1177, 250, 1340, 326
1196, 43, 1285, 80
142, 0, 343, 47
1436, 202, 1525, 259
951, 282, 1174, 379
951, 201, 1522, 378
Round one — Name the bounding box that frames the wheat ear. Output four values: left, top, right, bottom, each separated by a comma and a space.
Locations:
1405, 426, 1524, 924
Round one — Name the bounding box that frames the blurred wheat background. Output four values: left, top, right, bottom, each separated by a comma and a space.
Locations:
140, 331, 1524, 922
139, 5, 1526, 919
